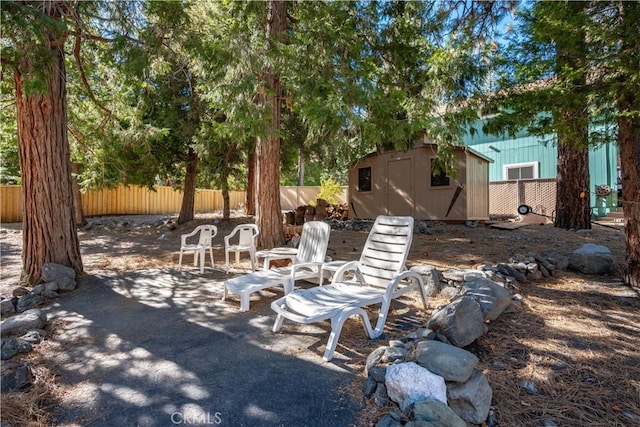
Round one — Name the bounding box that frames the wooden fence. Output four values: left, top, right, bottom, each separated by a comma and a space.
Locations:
1, 181, 567, 222
0, 185, 246, 223
0, 185, 348, 223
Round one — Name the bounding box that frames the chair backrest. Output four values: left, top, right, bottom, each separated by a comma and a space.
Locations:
356, 216, 414, 288
198, 225, 217, 247
234, 224, 259, 247
295, 221, 331, 264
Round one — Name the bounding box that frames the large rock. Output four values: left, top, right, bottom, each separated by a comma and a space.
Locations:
460, 277, 511, 321
407, 399, 467, 427
1, 337, 32, 360
415, 340, 478, 383
0, 297, 17, 316
0, 362, 33, 392
410, 265, 442, 297
496, 263, 527, 281
385, 362, 447, 411
426, 297, 487, 347
447, 369, 493, 424
366, 346, 387, 376
569, 244, 614, 275
16, 292, 45, 312
41, 262, 76, 282
0, 309, 47, 337
52, 276, 77, 292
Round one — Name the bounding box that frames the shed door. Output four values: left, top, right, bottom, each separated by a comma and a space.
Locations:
386, 158, 413, 216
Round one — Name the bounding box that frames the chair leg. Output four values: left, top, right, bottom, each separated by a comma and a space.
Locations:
225, 250, 230, 273
273, 313, 285, 332
222, 285, 228, 301
199, 249, 205, 274
178, 251, 183, 270
193, 252, 198, 267
235, 251, 240, 266
372, 298, 392, 338
208, 248, 215, 269
239, 292, 250, 312
324, 308, 374, 361
324, 314, 351, 361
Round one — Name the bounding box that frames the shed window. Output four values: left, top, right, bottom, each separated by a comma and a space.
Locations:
503, 162, 538, 180
358, 167, 372, 192
430, 159, 450, 187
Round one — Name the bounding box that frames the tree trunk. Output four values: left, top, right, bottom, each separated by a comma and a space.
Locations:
221, 163, 231, 220
246, 147, 256, 216
554, 142, 591, 230
256, 0, 287, 249
222, 188, 230, 220
71, 162, 86, 227
297, 150, 305, 186
177, 147, 198, 224
618, 111, 640, 287
553, 2, 591, 231
15, 27, 83, 285
617, 1, 640, 287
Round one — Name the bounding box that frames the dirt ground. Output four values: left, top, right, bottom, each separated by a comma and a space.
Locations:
1, 212, 639, 426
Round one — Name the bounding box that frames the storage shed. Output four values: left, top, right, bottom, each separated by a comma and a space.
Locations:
348, 139, 493, 221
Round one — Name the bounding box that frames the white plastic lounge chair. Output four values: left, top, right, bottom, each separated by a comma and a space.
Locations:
223, 221, 331, 312
224, 224, 260, 273
178, 225, 218, 273
271, 215, 428, 361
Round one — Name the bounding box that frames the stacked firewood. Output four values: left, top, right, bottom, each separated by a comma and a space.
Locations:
283, 199, 349, 225
326, 203, 349, 221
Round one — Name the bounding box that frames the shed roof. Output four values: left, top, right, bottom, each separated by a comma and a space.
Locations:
352, 138, 494, 167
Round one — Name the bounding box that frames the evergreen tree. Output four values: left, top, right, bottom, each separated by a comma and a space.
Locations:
485, 0, 640, 285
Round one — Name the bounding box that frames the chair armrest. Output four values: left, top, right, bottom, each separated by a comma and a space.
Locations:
331, 260, 358, 283
224, 231, 237, 246
382, 270, 424, 301
181, 229, 199, 246
290, 261, 323, 277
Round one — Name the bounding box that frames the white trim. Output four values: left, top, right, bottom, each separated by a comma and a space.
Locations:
503, 162, 539, 180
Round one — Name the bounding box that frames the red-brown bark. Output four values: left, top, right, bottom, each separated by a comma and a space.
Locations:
178, 147, 198, 224
15, 18, 83, 284
255, 0, 287, 249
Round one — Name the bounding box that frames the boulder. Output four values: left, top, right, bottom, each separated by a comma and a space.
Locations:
447, 369, 493, 424
385, 362, 447, 411
407, 399, 467, 427
409, 265, 442, 297
426, 297, 487, 347
41, 262, 76, 282
0, 297, 17, 316
16, 292, 45, 312
375, 412, 403, 427
54, 276, 78, 292
460, 277, 511, 321
415, 340, 478, 383
0, 309, 47, 337
0, 362, 33, 392
569, 244, 614, 275
1, 337, 32, 360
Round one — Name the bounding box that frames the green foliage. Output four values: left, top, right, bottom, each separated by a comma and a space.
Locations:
316, 176, 344, 206
1, 0, 517, 193
482, 1, 631, 148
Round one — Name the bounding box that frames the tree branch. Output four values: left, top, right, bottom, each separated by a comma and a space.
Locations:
72, 30, 113, 117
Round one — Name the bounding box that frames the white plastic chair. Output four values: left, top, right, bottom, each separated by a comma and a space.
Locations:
224, 224, 260, 273
271, 216, 428, 361
223, 221, 331, 312
178, 225, 218, 273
